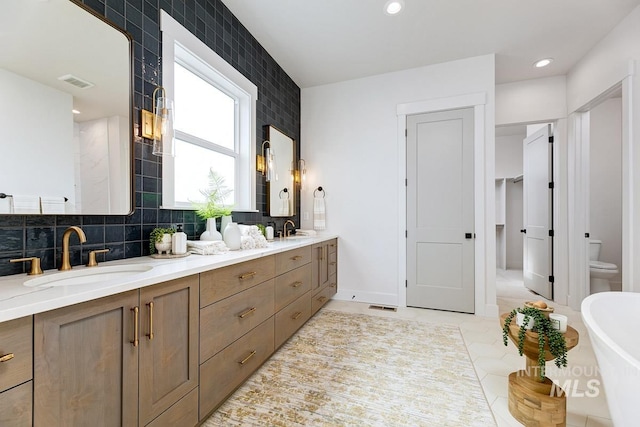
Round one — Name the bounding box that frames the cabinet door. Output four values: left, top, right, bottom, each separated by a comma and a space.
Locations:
139, 275, 199, 426
34, 290, 139, 427
311, 243, 326, 291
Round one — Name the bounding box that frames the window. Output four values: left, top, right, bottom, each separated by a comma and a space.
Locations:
160, 11, 257, 211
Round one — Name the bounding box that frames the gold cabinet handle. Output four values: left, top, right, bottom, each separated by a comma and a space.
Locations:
238, 350, 256, 365
0, 353, 15, 363
329, 262, 337, 266
290, 281, 303, 288
318, 247, 323, 261
317, 296, 327, 303
238, 307, 256, 318
146, 301, 154, 340
291, 311, 302, 320
131, 306, 139, 347
290, 255, 303, 261
330, 282, 337, 288
330, 243, 336, 248
239, 271, 257, 280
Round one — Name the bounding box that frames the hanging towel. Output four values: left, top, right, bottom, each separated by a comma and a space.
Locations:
12, 195, 40, 214
279, 198, 289, 216
40, 196, 66, 214
313, 196, 326, 230
0, 196, 13, 214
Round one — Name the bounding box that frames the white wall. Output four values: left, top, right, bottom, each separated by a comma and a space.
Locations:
589, 97, 623, 287
495, 133, 524, 178
496, 76, 567, 126
566, 4, 640, 294
301, 54, 495, 315
0, 69, 75, 201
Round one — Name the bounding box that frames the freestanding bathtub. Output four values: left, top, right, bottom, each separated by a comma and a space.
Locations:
582, 292, 640, 426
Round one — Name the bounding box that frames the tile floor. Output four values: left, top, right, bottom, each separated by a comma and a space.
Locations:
325, 269, 613, 427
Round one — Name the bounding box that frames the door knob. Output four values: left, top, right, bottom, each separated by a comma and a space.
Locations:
465, 233, 473, 239
585, 233, 590, 238
520, 229, 526, 234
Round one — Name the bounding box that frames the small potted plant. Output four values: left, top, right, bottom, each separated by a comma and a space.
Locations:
149, 227, 175, 255
502, 305, 568, 380
193, 169, 233, 241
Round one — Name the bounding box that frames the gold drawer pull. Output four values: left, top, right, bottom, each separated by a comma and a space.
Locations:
290, 255, 303, 261
238, 350, 257, 365
146, 301, 154, 340
329, 262, 337, 266
330, 243, 336, 247
131, 306, 139, 347
291, 311, 302, 320
291, 281, 303, 288
238, 307, 256, 318
0, 353, 15, 363
330, 283, 336, 288
239, 271, 257, 280
317, 296, 327, 303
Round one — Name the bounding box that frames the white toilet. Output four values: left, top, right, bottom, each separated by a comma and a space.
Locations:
589, 239, 618, 293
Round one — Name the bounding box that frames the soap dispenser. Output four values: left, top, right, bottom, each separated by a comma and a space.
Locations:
172, 224, 187, 255
265, 222, 275, 241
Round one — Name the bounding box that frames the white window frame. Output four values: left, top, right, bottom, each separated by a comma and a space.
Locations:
160, 10, 257, 211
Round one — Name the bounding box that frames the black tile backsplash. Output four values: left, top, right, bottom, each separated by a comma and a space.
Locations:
0, 0, 300, 277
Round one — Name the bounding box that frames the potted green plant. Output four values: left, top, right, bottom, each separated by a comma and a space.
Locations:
149, 227, 175, 254
193, 169, 233, 241
502, 306, 568, 380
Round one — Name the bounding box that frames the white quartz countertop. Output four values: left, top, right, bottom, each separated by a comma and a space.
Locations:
0, 235, 337, 323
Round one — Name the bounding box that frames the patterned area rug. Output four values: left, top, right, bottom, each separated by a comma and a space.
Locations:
203, 309, 495, 426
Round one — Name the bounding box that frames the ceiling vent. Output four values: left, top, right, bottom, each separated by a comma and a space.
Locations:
58, 74, 94, 89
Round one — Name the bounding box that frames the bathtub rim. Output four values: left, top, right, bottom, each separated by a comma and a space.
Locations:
581, 291, 640, 372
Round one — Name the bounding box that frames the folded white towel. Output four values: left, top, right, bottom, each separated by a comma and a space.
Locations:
40, 196, 66, 214
13, 195, 40, 214
187, 240, 228, 255
295, 229, 317, 237
313, 197, 326, 230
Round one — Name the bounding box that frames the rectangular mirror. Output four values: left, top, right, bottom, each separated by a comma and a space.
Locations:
266, 125, 295, 217
0, 0, 133, 215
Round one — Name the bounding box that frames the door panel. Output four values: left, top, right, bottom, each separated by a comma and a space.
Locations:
523, 125, 553, 298
407, 108, 475, 313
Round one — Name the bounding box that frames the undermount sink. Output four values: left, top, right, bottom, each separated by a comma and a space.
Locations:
24, 264, 153, 288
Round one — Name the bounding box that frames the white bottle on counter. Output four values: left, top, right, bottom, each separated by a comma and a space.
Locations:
172, 224, 187, 254
265, 225, 274, 241
223, 222, 242, 250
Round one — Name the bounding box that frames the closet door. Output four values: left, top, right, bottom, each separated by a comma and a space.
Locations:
406, 108, 475, 313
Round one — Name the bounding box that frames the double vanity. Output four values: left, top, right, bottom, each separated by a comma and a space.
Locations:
0, 235, 338, 426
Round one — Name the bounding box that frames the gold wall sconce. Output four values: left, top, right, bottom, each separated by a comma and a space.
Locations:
297, 159, 307, 189
140, 87, 175, 156
257, 140, 275, 181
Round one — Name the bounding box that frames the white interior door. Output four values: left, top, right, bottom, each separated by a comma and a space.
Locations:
523, 125, 554, 299
406, 108, 475, 313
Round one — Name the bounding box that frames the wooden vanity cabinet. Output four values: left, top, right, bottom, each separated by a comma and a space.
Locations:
311, 239, 338, 314
0, 316, 33, 427
33, 275, 199, 427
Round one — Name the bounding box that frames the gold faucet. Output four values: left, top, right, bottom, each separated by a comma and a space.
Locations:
59, 226, 87, 271
283, 220, 296, 238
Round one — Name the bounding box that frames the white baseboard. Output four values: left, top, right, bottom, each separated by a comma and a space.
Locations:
334, 288, 399, 307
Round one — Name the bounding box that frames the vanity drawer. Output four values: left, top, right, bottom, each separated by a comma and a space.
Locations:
328, 239, 338, 254
275, 263, 311, 311
146, 387, 198, 427
200, 255, 275, 307
275, 291, 311, 349
200, 279, 275, 362
199, 318, 274, 419
0, 381, 32, 426
275, 246, 312, 275
312, 281, 337, 315
0, 316, 32, 393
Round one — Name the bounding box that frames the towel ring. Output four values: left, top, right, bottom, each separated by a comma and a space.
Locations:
313, 187, 325, 198
279, 188, 290, 199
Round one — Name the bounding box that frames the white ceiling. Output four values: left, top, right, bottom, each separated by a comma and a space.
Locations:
221, 0, 640, 89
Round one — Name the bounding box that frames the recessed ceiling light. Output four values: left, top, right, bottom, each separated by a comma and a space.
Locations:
384, 0, 404, 15
534, 58, 553, 68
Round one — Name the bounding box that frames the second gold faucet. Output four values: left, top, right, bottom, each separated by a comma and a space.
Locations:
59, 226, 87, 271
